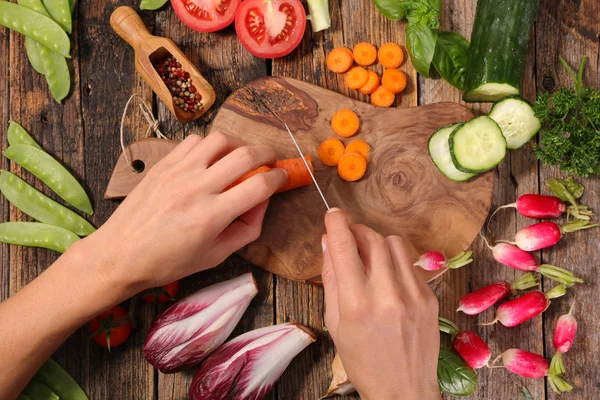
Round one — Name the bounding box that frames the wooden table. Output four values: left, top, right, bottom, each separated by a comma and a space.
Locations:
1, 0, 599, 399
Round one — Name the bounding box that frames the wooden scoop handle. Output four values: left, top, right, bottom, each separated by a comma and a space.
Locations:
110, 6, 153, 49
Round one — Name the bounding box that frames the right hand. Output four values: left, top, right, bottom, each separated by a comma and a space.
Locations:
322, 208, 441, 400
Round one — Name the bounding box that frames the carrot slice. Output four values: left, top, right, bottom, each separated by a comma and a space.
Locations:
378, 43, 404, 69
331, 109, 360, 138
353, 42, 377, 66
358, 70, 380, 95
382, 69, 407, 94
327, 47, 354, 73
318, 138, 346, 166
371, 85, 395, 107
338, 152, 367, 181
344, 67, 369, 89
228, 157, 314, 193
345, 140, 371, 162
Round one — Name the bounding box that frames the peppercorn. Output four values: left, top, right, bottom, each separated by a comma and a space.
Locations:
154, 56, 203, 112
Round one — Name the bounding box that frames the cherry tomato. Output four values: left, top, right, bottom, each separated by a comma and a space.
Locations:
171, 0, 240, 32
235, 0, 306, 58
89, 306, 132, 351
141, 280, 181, 304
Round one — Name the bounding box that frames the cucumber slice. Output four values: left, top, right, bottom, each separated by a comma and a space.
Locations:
450, 116, 506, 173
428, 123, 477, 182
489, 97, 541, 149
463, 83, 519, 102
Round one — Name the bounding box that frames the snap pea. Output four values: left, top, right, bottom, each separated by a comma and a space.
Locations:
0, 171, 95, 236
31, 359, 89, 400
0, 2, 70, 58
17, 395, 32, 400
43, 0, 72, 33
25, 38, 46, 74
70, 0, 76, 13
22, 380, 59, 400
0, 222, 79, 253
140, 0, 169, 10
4, 144, 93, 214
38, 42, 70, 103
16, 0, 50, 17
7, 121, 42, 149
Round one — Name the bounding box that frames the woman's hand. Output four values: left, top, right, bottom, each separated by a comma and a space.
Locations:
81, 132, 286, 293
322, 209, 441, 400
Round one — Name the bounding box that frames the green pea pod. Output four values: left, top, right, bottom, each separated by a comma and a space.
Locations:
0, 171, 95, 236
22, 380, 59, 400
17, 395, 33, 400
0, 2, 70, 58
0, 222, 79, 253
38, 43, 71, 103
32, 359, 89, 400
43, 0, 72, 33
70, 0, 76, 13
4, 144, 93, 215
17, 0, 50, 16
140, 0, 169, 10
25, 38, 46, 74
7, 121, 42, 149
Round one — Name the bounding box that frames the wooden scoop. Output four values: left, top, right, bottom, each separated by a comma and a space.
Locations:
110, 6, 216, 123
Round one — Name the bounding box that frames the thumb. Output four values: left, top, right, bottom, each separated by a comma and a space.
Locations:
322, 234, 339, 340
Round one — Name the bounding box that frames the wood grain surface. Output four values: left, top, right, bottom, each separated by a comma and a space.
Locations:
0, 0, 599, 399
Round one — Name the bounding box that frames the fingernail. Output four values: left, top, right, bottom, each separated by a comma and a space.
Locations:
326, 207, 341, 214
321, 237, 327, 253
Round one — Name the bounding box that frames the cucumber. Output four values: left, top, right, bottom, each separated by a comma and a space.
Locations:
428, 123, 477, 182
450, 116, 506, 173
489, 97, 541, 149
462, 0, 540, 102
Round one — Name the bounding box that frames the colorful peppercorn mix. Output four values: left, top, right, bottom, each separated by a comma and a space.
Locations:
154, 56, 202, 113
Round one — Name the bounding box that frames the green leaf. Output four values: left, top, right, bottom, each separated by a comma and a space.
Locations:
373, 0, 406, 20
564, 177, 585, 199
432, 31, 469, 90
406, 22, 437, 77
437, 348, 478, 396
521, 386, 534, 399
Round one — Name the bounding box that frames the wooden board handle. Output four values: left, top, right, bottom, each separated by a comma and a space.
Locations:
110, 6, 152, 49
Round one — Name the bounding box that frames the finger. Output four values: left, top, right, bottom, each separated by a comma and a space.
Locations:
321, 234, 339, 339
215, 200, 270, 254
386, 235, 425, 296
182, 131, 246, 170
324, 209, 366, 292
207, 144, 278, 191
218, 169, 286, 222
160, 134, 203, 165
350, 224, 395, 283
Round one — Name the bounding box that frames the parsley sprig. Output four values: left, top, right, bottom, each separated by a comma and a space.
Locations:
534, 56, 600, 177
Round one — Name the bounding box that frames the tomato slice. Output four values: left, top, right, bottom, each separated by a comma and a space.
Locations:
171, 0, 240, 32
235, 0, 306, 58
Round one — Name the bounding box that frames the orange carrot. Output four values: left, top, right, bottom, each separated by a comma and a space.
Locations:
345, 140, 371, 162
358, 70, 380, 95
331, 109, 360, 138
326, 47, 354, 73
338, 152, 367, 182
353, 42, 377, 66
344, 66, 369, 89
382, 69, 407, 94
371, 85, 395, 107
378, 43, 404, 69
318, 138, 346, 166
228, 157, 314, 193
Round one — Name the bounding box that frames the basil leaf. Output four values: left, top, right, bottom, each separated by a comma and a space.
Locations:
437, 348, 478, 396
432, 31, 469, 90
406, 22, 437, 78
373, 0, 406, 20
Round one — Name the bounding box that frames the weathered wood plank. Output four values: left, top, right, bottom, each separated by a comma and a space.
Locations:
536, 0, 600, 398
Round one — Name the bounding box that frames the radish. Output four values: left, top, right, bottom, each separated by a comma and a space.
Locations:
438, 317, 491, 369
480, 235, 583, 286
509, 220, 597, 252
489, 194, 593, 221
481, 285, 566, 327
456, 272, 538, 315
550, 303, 577, 376
414, 251, 473, 271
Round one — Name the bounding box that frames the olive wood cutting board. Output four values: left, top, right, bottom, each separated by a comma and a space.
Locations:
209, 76, 494, 284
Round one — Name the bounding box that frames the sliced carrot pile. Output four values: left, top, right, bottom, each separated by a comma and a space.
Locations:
344, 67, 369, 89
338, 152, 367, 182
318, 138, 346, 166
353, 42, 377, 66
345, 140, 371, 162
331, 109, 360, 138
382, 69, 407, 94
371, 86, 395, 108
358, 70, 380, 95
378, 43, 404, 69
326, 47, 354, 73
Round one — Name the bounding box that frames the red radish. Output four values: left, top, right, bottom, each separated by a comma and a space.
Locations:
550, 303, 577, 376
438, 317, 491, 369
456, 272, 538, 315
482, 285, 566, 327
492, 194, 566, 219
414, 251, 473, 271
510, 220, 597, 252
